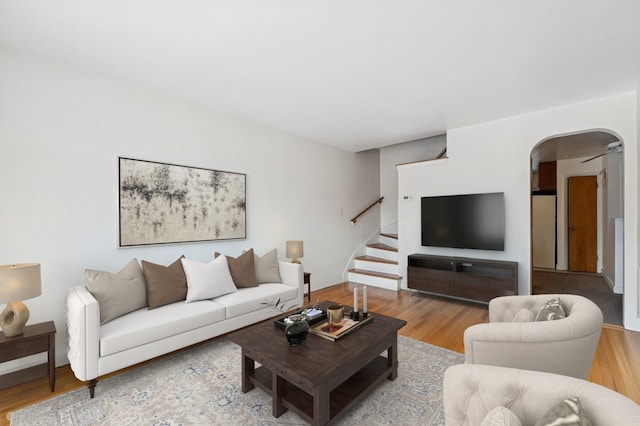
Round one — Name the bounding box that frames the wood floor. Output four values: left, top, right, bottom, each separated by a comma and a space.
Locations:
2, 283, 640, 424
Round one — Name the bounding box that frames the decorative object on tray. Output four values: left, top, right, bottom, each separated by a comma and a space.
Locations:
352, 287, 359, 320
262, 297, 297, 313
273, 306, 326, 329
351, 285, 368, 320
118, 157, 246, 246
309, 314, 373, 341
284, 313, 309, 346
326, 304, 344, 331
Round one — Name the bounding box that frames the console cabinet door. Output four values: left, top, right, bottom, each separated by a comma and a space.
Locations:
454, 273, 517, 302
408, 266, 454, 295
454, 261, 518, 302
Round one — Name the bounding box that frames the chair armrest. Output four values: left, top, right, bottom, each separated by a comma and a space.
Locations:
66, 285, 100, 381
278, 261, 304, 308
444, 364, 640, 426
464, 315, 601, 379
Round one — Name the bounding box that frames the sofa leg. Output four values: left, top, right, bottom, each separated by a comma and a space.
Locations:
87, 379, 98, 398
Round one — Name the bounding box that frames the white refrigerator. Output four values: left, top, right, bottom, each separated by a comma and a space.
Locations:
532, 195, 556, 269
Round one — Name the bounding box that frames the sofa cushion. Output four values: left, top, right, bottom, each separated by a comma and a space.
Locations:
214, 249, 258, 288
85, 259, 147, 325
214, 283, 298, 319
182, 256, 237, 302
254, 248, 282, 283
99, 299, 226, 357
142, 256, 187, 309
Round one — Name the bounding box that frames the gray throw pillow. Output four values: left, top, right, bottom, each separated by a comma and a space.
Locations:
254, 248, 282, 283
534, 397, 592, 426
86, 259, 148, 324
534, 297, 566, 321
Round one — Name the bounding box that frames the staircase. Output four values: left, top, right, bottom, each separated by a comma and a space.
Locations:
347, 233, 402, 290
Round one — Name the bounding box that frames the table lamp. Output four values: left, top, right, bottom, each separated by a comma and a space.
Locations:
0, 263, 42, 337
286, 240, 304, 264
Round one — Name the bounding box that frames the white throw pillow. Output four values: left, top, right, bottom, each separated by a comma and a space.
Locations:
481, 406, 523, 426
181, 256, 237, 302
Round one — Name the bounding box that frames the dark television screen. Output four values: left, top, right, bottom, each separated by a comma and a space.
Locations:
421, 192, 505, 251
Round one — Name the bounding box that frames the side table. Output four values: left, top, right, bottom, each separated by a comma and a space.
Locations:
304, 272, 311, 303
0, 320, 56, 392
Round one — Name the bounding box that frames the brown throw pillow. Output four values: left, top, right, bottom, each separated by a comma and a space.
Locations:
142, 256, 188, 309
214, 249, 258, 288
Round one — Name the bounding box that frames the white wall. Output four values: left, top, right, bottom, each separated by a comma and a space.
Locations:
379, 135, 446, 230
602, 150, 624, 292
0, 50, 380, 370
398, 92, 639, 331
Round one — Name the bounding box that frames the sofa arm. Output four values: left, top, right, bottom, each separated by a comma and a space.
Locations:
66, 286, 100, 382
278, 261, 304, 308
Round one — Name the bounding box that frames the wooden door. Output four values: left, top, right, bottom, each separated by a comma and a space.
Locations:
568, 176, 597, 272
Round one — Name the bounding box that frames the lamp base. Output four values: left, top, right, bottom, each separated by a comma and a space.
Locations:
0, 300, 30, 337
291, 258, 301, 264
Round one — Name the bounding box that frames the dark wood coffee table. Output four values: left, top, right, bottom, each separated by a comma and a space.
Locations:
228, 301, 407, 426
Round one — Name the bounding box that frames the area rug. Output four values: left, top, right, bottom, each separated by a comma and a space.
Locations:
8, 335, 464, 425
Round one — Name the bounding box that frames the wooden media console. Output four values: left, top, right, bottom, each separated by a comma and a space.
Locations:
408, 254, 518, 303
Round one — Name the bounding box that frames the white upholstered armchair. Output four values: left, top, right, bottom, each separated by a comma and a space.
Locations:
463, 294, 603, 379
444, 364, 640, 426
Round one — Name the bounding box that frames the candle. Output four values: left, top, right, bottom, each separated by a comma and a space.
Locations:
363, 286, 368, 313
354, 287, 358, 312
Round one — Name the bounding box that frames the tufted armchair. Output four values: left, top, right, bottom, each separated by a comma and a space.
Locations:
463, 294, 603, 379
443, 364, 640, 425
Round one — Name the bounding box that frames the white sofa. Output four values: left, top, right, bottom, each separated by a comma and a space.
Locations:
66, 261, 303, 397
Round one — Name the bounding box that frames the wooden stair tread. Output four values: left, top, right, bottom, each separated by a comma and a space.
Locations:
354, 255, 398, 265
380, 233, 398, 239
367, 243, 397, 252
348, 268, 402, 280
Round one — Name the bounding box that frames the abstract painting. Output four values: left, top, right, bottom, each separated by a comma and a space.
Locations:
119, 157, 246, 246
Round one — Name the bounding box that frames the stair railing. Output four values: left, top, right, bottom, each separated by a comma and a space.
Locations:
350, 196, 384, 224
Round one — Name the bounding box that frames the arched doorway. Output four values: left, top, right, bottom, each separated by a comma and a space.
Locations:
530, 130, 624, 325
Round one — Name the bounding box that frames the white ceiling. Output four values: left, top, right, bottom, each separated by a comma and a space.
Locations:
1, 1, 640, 152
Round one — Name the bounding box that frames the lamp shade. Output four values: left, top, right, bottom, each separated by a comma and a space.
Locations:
286, 240, 304, 260
0, 263, 42, 304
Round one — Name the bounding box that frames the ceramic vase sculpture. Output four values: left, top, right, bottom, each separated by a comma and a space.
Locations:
284, 313, 309, 346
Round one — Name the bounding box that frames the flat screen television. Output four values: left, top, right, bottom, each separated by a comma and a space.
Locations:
421, 192, 505, 251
